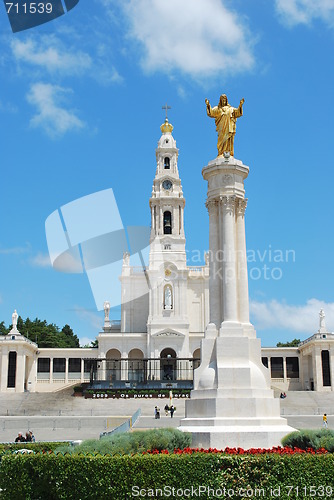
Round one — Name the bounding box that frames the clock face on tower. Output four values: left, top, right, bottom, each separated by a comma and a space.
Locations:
162, 180, 172, 191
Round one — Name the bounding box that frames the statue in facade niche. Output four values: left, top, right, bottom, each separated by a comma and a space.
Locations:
164, 286, 172, 310
205, 94, 244, 157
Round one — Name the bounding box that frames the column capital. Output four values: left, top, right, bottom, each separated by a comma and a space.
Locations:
236, 198, 248, 217
220, 195, 236, 215
205, 199, 219, 214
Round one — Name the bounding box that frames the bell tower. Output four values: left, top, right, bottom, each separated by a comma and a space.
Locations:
149, 117, 186, 270
147, 114, 189, 353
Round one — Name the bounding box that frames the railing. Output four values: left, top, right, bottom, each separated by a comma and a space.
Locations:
130, 267, 147, 274
99, 408, 141, 439
299, 332, 334, 346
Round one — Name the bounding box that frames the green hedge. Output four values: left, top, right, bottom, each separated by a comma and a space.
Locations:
0, 453, 333, 499
0, 442, 69, 454
282, 429, 334, 452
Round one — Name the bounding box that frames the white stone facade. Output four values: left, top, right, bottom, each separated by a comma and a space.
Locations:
0, 123, 333, 395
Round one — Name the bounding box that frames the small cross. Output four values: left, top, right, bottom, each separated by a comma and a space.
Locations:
162, 103, 171, 120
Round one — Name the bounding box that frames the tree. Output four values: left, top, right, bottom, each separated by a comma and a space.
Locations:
276, 339, 300, 347
0, 321, 9, 335
0, 316, 80, 348
61, 325, 80, 348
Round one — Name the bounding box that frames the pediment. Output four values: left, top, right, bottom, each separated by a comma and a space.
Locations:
152, 329, 184, 338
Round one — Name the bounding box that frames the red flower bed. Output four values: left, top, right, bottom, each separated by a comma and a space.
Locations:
143, 446, 328, 456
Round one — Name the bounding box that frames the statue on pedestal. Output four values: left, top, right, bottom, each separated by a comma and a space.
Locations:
319, 308, 326, 332
12, 309, 18, 331
103, 301, 110, 326
205, 94, 244, 157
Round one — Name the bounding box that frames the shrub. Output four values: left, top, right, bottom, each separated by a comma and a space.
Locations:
56, 428, 191, 455
0, 442, 69, 455
282, 429, 334, 452
0, 453, 333, 500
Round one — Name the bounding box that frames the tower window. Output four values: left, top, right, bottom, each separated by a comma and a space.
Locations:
163, 211, 172, 234
164, 157, 170, 169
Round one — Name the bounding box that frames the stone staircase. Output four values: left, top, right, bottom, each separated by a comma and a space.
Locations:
280, 391, 334, 416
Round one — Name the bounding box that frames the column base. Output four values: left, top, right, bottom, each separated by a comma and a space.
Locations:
219, 321, 256, 338
179, 330, 295, 448
179, 421, 295, 450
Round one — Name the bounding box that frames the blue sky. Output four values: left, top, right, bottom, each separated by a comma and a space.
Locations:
1, 0, 334, 347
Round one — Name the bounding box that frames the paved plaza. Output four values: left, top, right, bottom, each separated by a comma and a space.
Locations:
0, 389, 333, 443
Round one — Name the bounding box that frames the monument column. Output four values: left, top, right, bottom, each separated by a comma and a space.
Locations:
180, 93, 295, 449
220, 195, 238, 326
206, 200, 221, 329
236, 198, 250, 324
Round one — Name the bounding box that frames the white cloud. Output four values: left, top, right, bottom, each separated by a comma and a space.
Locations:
27, 83, 85, 138
250, 298, 334, 333
79, 336, 96, 347
0, 100, 17, 114
121, 0, 255, 78
10, 34, 123, 86
73, 307, 102, 330
0, 243, 31, 255
275, 0, 334, 27
11, 37, 92, 75
30, 253, 51, 268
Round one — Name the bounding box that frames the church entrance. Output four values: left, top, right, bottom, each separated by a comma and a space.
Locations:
85, 354, 196, 390
160, 348, 176, 381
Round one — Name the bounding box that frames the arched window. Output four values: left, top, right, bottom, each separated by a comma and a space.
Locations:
164, 284, 173, 310
164, 157, 170, 169
163, 211, 172, 234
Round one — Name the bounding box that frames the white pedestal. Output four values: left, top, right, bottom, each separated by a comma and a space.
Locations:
180, 328, 295, 448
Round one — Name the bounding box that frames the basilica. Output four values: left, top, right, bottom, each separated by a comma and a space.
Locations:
0, 120, 333, 394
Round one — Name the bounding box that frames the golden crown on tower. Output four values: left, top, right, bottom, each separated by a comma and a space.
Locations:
160, 118, 173, 134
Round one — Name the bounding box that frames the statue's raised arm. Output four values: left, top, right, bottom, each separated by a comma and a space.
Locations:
205, 94, 245, 157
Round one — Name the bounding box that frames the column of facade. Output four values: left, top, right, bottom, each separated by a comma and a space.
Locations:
283, 356, 287, 383
206, 200, 221, 328
220, 196, 238, 324
159, 207, 163, 235
151, 204, 155, 237
65, 357, 69, 383
50, 358, 53, 384
312, 348, 323, 391
236, 198, 250, 324
121, 351, 128, 381
15, 350, 25, 392
173, 206, 178, 234
180, 206, 184, 236
0, 347, 8, 391
267, 357, 272, 378
330, 349, 334, 391
80, 358, 85, 382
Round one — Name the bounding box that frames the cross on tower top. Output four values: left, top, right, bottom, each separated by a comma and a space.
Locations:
162, 103, 171, 120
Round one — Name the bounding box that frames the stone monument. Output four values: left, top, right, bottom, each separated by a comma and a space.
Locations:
180, 95, 295, 448
319, 309, 327, 333
103, 300, 111, 329
10, 309, 19, 333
